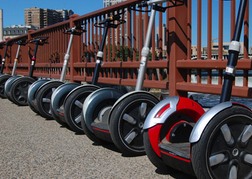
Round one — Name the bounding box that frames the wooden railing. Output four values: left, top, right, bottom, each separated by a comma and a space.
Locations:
0, 0, 251, 98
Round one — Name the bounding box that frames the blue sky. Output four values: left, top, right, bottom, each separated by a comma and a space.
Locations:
0, 0, 251, 46
191, 0, 251, 46
1, 0, 103, 27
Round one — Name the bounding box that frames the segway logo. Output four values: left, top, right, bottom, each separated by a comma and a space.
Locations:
155, 104, 170, 118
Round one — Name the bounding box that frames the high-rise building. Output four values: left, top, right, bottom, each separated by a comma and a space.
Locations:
3, 25, 36, 39
0, 9, 3, 41
103, 0, 126, 7
24, 7, 74, 29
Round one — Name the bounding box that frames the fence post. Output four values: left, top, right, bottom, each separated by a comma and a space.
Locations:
0, 43, 4, 66
27, 30, 34, 75
6, 40, 11, 73
69, 14, 81, 82
167, 0, 188, 97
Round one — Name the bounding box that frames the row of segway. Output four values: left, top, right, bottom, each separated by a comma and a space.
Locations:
0, 0, 160, 157
0, 36, 49, 106
27, 15, 129, 132
1, 0, 251, 178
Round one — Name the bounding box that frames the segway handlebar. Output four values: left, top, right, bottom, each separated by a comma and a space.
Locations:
29, 36, 49, 45
136, 0, 183, 12
16, 39, 27, 46
94, 14, 126, 29
138, 0, 167, 7
64, 26, 86, 36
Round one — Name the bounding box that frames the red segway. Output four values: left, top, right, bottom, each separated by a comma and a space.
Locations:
143, 0, 251, 178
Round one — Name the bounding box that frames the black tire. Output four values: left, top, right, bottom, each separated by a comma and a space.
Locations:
64, 85, 99, 133
36, 81, 64, 119
9, 77, 35, 106
4, 76, 21, 101
50, 83, 80, 126
144, 110, 197, 172
81, 115, 105, 144
27, 79, 50, 115
143, 131, 170, 171
0, 74, 11, 98
109, 93, 159, 156
82, 88, 124, 142
191, 105, 252, 179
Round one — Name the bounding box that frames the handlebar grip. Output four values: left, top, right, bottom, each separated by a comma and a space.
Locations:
97, 14, 122, 25
111, 14, 121, 21
137, 1, 148, 8
64, 27, 86, 35
5, 40, 15, 46
16, 39, 27, 46
29, 36, 49, 44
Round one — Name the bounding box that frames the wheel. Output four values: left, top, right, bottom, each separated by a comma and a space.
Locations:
82, 117, 105, 143
64, 85, 99, 133
143, 97, 204, 171
27, 79, 50, 114
50, 82, 80, 126
143, 131, 170, 170
109, 92, 159, 156
4, 76, 21, 101
191, 105, 252, 179
0, 74, 11, 98
144, 111, 199, 170
82, 88, 124, 142
35, 81, 64, 119
9, 77, 36, 106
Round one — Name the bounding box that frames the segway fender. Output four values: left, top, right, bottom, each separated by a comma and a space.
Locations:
66, 84, 99, 95
143, 96, 179, 129
4, 75, 21, 96
0, 74, 11, 79
83, 87, 124, 131
109, 90, 159, 124
13, 76, 36, 84
27, 79, 50, 103
143, 96, 205, 130
36, 80, 64, 93
50, 82, 80, 108
189, 101, 232, 143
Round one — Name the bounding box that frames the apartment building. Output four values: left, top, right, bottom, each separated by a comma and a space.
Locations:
3, 25, 36, 39
24, 7, 74, 29
103, 0, 126, 7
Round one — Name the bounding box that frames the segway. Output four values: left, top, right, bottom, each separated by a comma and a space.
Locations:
6, 36, 48, 106
0, 39, 27, 98
50, 14, 127, 133
81, 0, 182, 155
0, 43, 4, 73
143, 0, 251, 178
27, 27, 84, 120
0, 39, 15, 98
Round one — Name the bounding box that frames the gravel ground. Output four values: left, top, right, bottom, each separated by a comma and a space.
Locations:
0, 98, 193, 179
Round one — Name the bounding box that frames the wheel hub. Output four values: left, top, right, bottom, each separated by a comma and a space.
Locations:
169, 122, 193, 143
232, 148, 239, 157
98, 106, 111, 122
138, 122, 144, 129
